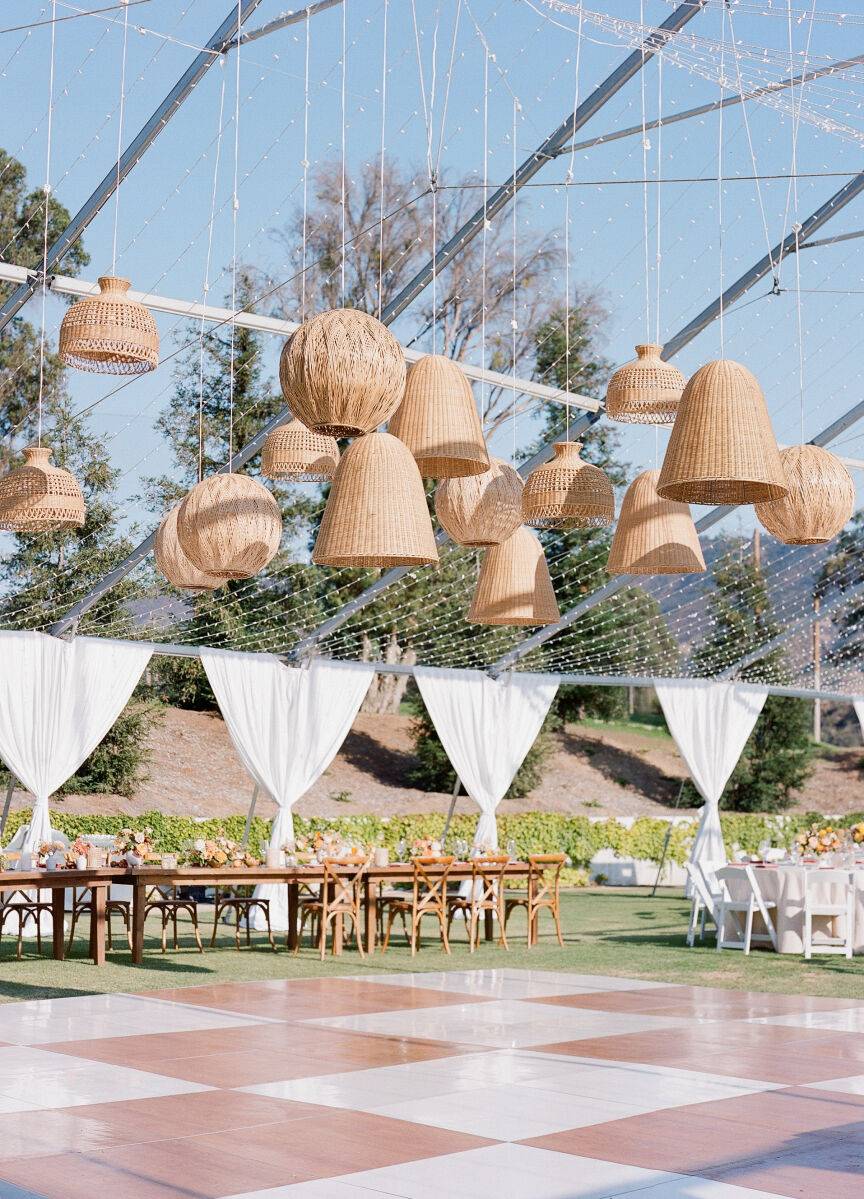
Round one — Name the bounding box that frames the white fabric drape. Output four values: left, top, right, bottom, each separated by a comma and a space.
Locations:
200, 650, 374, 928
853, 699, 864, 744
0, 632, 153, 860
414, 666, 558, 849
655, 678, 767, 868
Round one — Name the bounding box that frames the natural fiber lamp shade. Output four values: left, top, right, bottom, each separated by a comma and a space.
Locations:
177, 474, 282, 580
313, 431, 438, 568
435, 456, 523, 546
279, 308, 405, 437
755, 444, 854, 545
59, 276, 159, 375
656, 359, 787, 505
154, 505, 223, 592
606, 344, 686, 425
388, 355, 489, 478
606, 469, 705, 575
522, 442, 614, 529
468, 526, 559, 626
261, 419, 339, 482
0, 445, 85, 531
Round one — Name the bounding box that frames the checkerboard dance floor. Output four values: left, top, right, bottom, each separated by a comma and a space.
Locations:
0, 969, 862, 1198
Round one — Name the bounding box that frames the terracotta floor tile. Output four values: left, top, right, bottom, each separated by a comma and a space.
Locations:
0, 1107, 132, 1160
711, 1138, 864, 1199
679, 1086, 864, 1136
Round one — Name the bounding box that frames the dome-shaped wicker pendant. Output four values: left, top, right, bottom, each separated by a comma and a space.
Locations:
279, 308, 405, 437
177, 474, 282, 580
388, 355, 489, 478
261, 419, 339, 482
606, 344, 686, 425
0, 445, 85, 531
656, 359, 787, 505
59, 276, 159, 375
522, 441, 614, 529
154, 505, 223, 592
435, 456, 523, 546
755, 444, 854, 545
468, 526, 559, 626
313, 431, 438, 568
606, 469, 705, 575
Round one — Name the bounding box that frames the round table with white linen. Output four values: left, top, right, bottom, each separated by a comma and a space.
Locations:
726, 862, 864, 954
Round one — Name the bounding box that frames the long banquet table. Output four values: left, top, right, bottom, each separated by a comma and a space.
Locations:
0, 868, 114, 965
726, 862, 864, 954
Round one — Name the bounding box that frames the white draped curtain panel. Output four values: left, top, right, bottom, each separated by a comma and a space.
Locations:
200, 650, 374, 929
655, 678, 768, 869
414, 666, 558, 849
853, 699, 864, 744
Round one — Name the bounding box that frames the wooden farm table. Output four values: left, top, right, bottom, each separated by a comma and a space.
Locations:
0, 868, 116, 965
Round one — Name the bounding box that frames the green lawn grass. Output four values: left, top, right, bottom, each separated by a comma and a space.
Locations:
1, 887, 862, 1004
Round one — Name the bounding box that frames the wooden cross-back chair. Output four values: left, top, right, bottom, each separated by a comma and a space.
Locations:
448, 855, 511, 953
0, 889, 52, 960
210, 885, 276, 951
382, 856, 455, 955
66, 886, 132, 953
295, 857, 368, 959
144, 885, 204, 954
503, 854, 566, 948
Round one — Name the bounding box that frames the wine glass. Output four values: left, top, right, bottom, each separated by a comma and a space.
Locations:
395, 839, 407, 863
506, 839, 516, 861
758, 839, 771, 862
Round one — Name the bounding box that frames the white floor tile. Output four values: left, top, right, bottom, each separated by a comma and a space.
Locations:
351, 970, 607, 1000
802, 1074, 864, 1096
624, 1178, 790, 1198
0, 1048, 210, 1109
747, 1007, 864, 1033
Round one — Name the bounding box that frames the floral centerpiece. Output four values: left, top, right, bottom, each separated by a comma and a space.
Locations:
795, 823, 845, 856
113, 826, 154, 862
411, 837, 438, 858
850, 822, 864, 844
64, 838, 90, 868
186, 835, 259, 868
39, 839, 66, 865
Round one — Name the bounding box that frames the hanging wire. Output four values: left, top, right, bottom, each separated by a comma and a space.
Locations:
340, 0, 347, 305
639, 0, 650, 345
563, 2, 583, 441
376, 0, 388, 319
301, 10, 311, 321
197, 61, 227, 486
511, 95, 518, 467
655, 56, 663, 348
776, 0, 817, 285
228, 0, 242, 470
110, 0, 130, 277
480, 37, 489, 425
411, 0, 438, 351
717, 2, 726, 357
37, 0, 59, 450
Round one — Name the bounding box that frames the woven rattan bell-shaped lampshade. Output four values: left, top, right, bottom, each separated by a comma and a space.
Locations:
313, 431, 438, 567
606, 344, 687, 425
606, 469, 705, 575
755, 445, 854, 545
522, 441, 614, 529
59, 276, 159, 375
279, 308, 405, 438
388, 355, 489, 478
261, 419, 339, 482
154, 505, 223, 592
468, 526, 559, 626
0, 445, 85, 531
177, 474, 282, 580
435, 456, 523, 547
656, 359, 787, 505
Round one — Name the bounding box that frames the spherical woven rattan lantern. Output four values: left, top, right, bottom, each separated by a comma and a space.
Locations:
59, 276, 159, 375
177, 474, 282, 580
154, 505, 223, 592
606, 469, 705, 575
606, 344, 686, 425
522, 441, 614, 529
313, 431, 438, 568
388, 355, 489, 478
435, 456, 523, 547
656, 359, 787, 506
0, 445, 85, 532
755, 444, 854, 545
261, 419, 339, 482
279, 308, 405, 437
468, 526, 559, 626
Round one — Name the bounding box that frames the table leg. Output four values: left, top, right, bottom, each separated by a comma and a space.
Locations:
90, 885, 106, 966
287, 882, 299, 951
485, 908, 494, 942
334, 911, 343, 955
132, 880, 146, 965
365, 876, 377, 954
51, 888, 65, 961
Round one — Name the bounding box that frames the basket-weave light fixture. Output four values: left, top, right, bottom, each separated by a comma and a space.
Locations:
522, 441, 614, 529
606, 469, 705, 575
0, 446, 85, 531
177, 474, 282, 580
313, 431, 438, 568
59, 276, 159, 375
656, 359, 787, 505
755, 444, 854, 545
468, 526, 559, 626
261, 419, 339, 482
388, 355, 489, 478
606, 344, 686, 425
279, 308, 405, 437
154, 505, 223, 592
435, 456, 523, 547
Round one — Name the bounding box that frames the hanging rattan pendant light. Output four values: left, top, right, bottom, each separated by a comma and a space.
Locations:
388, 355, 489, 478
177, 474, 282, 579
279, 308, 405, 437
59, 276, 159, 375
522, 441, 614, 529
755, 445, 854, 545
606, 469, 705, 575
468, 526, 559, 626
154, 505, 223, 592
261, 419, 339, 482
0, 445, 85, 531
656, 359, 787, 505
313, 431, 438, 567
606, 344, 687, 425
435, 456, 523, 546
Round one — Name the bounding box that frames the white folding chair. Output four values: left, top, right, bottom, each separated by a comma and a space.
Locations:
684, 860, 721, 946
715, 865, 777, 954
803, 868, 855, 960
